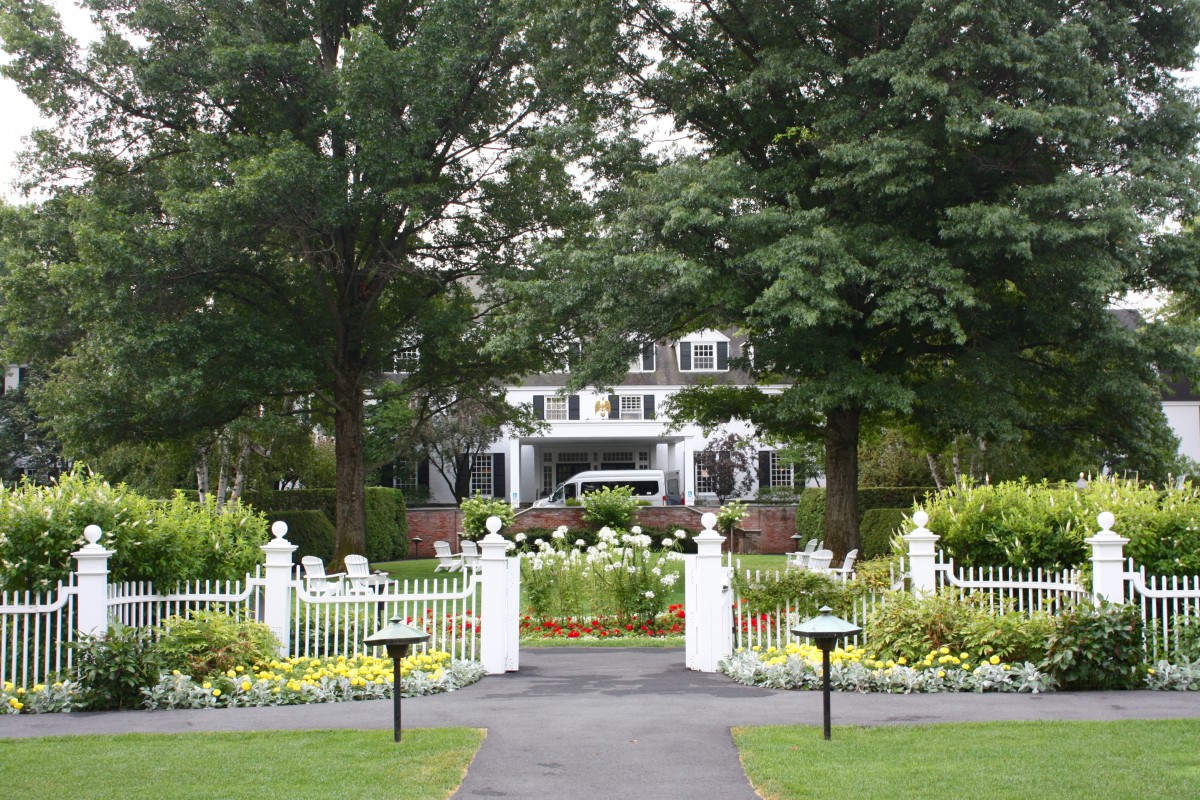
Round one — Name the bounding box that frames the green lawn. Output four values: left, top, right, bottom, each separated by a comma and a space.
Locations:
0, 728, 484, 800
734, 719, 1200, 800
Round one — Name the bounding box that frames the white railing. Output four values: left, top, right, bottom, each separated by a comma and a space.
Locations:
292, 572, 481, 661
0, 580, 78, 689
107, 572, 262, 630
934, 553, 1088, 614
1125, 563, 1200, 662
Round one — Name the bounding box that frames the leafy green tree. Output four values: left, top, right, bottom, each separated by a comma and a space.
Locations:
512, 1, 1200, 558
1, 0, 619, 564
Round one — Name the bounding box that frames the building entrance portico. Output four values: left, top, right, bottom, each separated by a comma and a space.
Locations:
508, 431, 693, 506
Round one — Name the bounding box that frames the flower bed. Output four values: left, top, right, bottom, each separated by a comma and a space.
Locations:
521, 604, 687, 640
720, 643, 1057, 693
1, 651, 486, 713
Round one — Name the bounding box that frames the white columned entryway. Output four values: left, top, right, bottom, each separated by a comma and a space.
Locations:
508, 438, 522, 506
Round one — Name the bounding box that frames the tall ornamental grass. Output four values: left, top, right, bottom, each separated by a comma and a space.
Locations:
919, 477, 1200, 575
0, 468, 268, 592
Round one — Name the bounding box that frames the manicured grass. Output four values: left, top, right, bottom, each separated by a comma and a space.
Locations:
0, 728, 485, 800
730, 554, 790, 573
374, 557, 452, 583
733, 719, 1200, 800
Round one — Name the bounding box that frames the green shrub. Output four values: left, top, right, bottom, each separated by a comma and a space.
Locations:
580, 485, 640, 530
0, 469, 268, 593
263, 510, 336, 561
922, 477, 1200, 574
859, 508, 908, 559
68, 624, 163, 710
241, 487, 407, 561
794, 488, 825, 541
864, 589, 1053, 664
154, 610, 280, 679
733, 568, 849, 618
1042, 601, 1145, 689
460, 494, 516, 539
794, 487, 931, 544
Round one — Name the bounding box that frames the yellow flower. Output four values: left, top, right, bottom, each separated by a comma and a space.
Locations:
212, 689, 221, 697
235, 665, 245, 673
939, 646, 949, 655
959, 652, 969, 660
990, 655, 1001, 665
937, 670, 946, 678
897, 657, 907, 665
202, 682, 212, 689
1147, 668, 1156, 675
241, 681, 252, 691
7, 699, 23, 710
962, 663, 970, 671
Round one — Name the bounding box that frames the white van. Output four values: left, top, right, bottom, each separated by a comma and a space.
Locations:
535, 469, 680, 507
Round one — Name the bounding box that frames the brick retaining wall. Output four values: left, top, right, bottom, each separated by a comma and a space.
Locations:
405, 504, 799, 555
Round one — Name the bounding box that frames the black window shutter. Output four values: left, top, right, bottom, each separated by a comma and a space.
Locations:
759, 451, 771, 487
568, 394, 580, 420
644, 395, 655, 420
609, 394, 620, 420
533, 395, 545, 420
417, 459, 430, 488
642, 343, 656, 372
717, 341, 729, 370
492, 453, 506, 499
379, 461, 395, 487
680, 342, 692, 371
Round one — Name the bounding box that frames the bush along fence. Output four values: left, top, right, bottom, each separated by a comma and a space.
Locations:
0, 522, 521, 690
686, 510, 1200, 681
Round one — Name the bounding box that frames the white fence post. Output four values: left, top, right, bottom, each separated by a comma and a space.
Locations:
686, 512, 733, 672
1086, 511, 1127, 604
904, 510, 940, 597
480, 515, 517, 674
261, 521, 297, 657
72, 525, 113, 636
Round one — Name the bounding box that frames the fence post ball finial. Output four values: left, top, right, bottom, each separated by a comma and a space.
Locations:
486, 515, 503, 535
1097, 511, 1115, 532
912, 509, 929, 529
701, 512, 717, 531
271, 521, 289, 539
84, 525, 103, 546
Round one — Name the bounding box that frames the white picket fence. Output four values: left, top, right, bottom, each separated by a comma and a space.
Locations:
291, 573, 482, 662
0, 522, 520, 688
689, 510, 1200, 670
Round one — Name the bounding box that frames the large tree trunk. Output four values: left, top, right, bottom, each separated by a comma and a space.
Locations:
822, 407, 860, 561
330, 366, 368, 570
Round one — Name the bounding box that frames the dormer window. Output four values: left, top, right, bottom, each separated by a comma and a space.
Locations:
678, 333, 730, 372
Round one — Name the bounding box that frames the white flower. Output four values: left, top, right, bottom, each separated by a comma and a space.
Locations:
552, 529, 565, 540
660, 573, 679, 587
644, 590, 655, 599
575, 539, 586, 547
651, 567, 662, 576
535, 538, 544, 546
662, 537, 674, 548
514, 532, 527, 543
555, 525, 569, 535
597, 542, 608, 551
674, 530, 687, 539
627, 566, 637, 574
631, 526, 642, 534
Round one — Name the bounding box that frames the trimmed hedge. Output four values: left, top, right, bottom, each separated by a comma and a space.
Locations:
795, 487, 934, 543
242, 487, 407, 561
264, 510, 336, 562
859, 508, 908, 559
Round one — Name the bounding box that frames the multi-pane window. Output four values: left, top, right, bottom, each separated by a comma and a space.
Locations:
695, 453, 718, 494
469, 454, 493, 496
692, 343, 715, 370
769, 451, 795, 488
618, 395, 643, 420
392, 460, 419, 490
393, 346, 419, 371
544, 396, 569, 421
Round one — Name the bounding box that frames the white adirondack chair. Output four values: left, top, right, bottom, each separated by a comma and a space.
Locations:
786, 539, 821, 568
345, 554, 388, 594
806, 549, 834, 573
433, 540, 464, 572
459, 540, 481, 571
300, 556, 345, 596
828, 548, 859, 581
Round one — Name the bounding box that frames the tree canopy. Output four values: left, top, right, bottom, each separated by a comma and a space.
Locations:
1, 0, 621, 562
510, 0, 1200, 556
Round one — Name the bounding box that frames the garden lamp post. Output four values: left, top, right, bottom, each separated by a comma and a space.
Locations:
791, 533, 803, 552
792, 607, 861, 740
410, 537, 423, 559
363, 617, 431, 742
